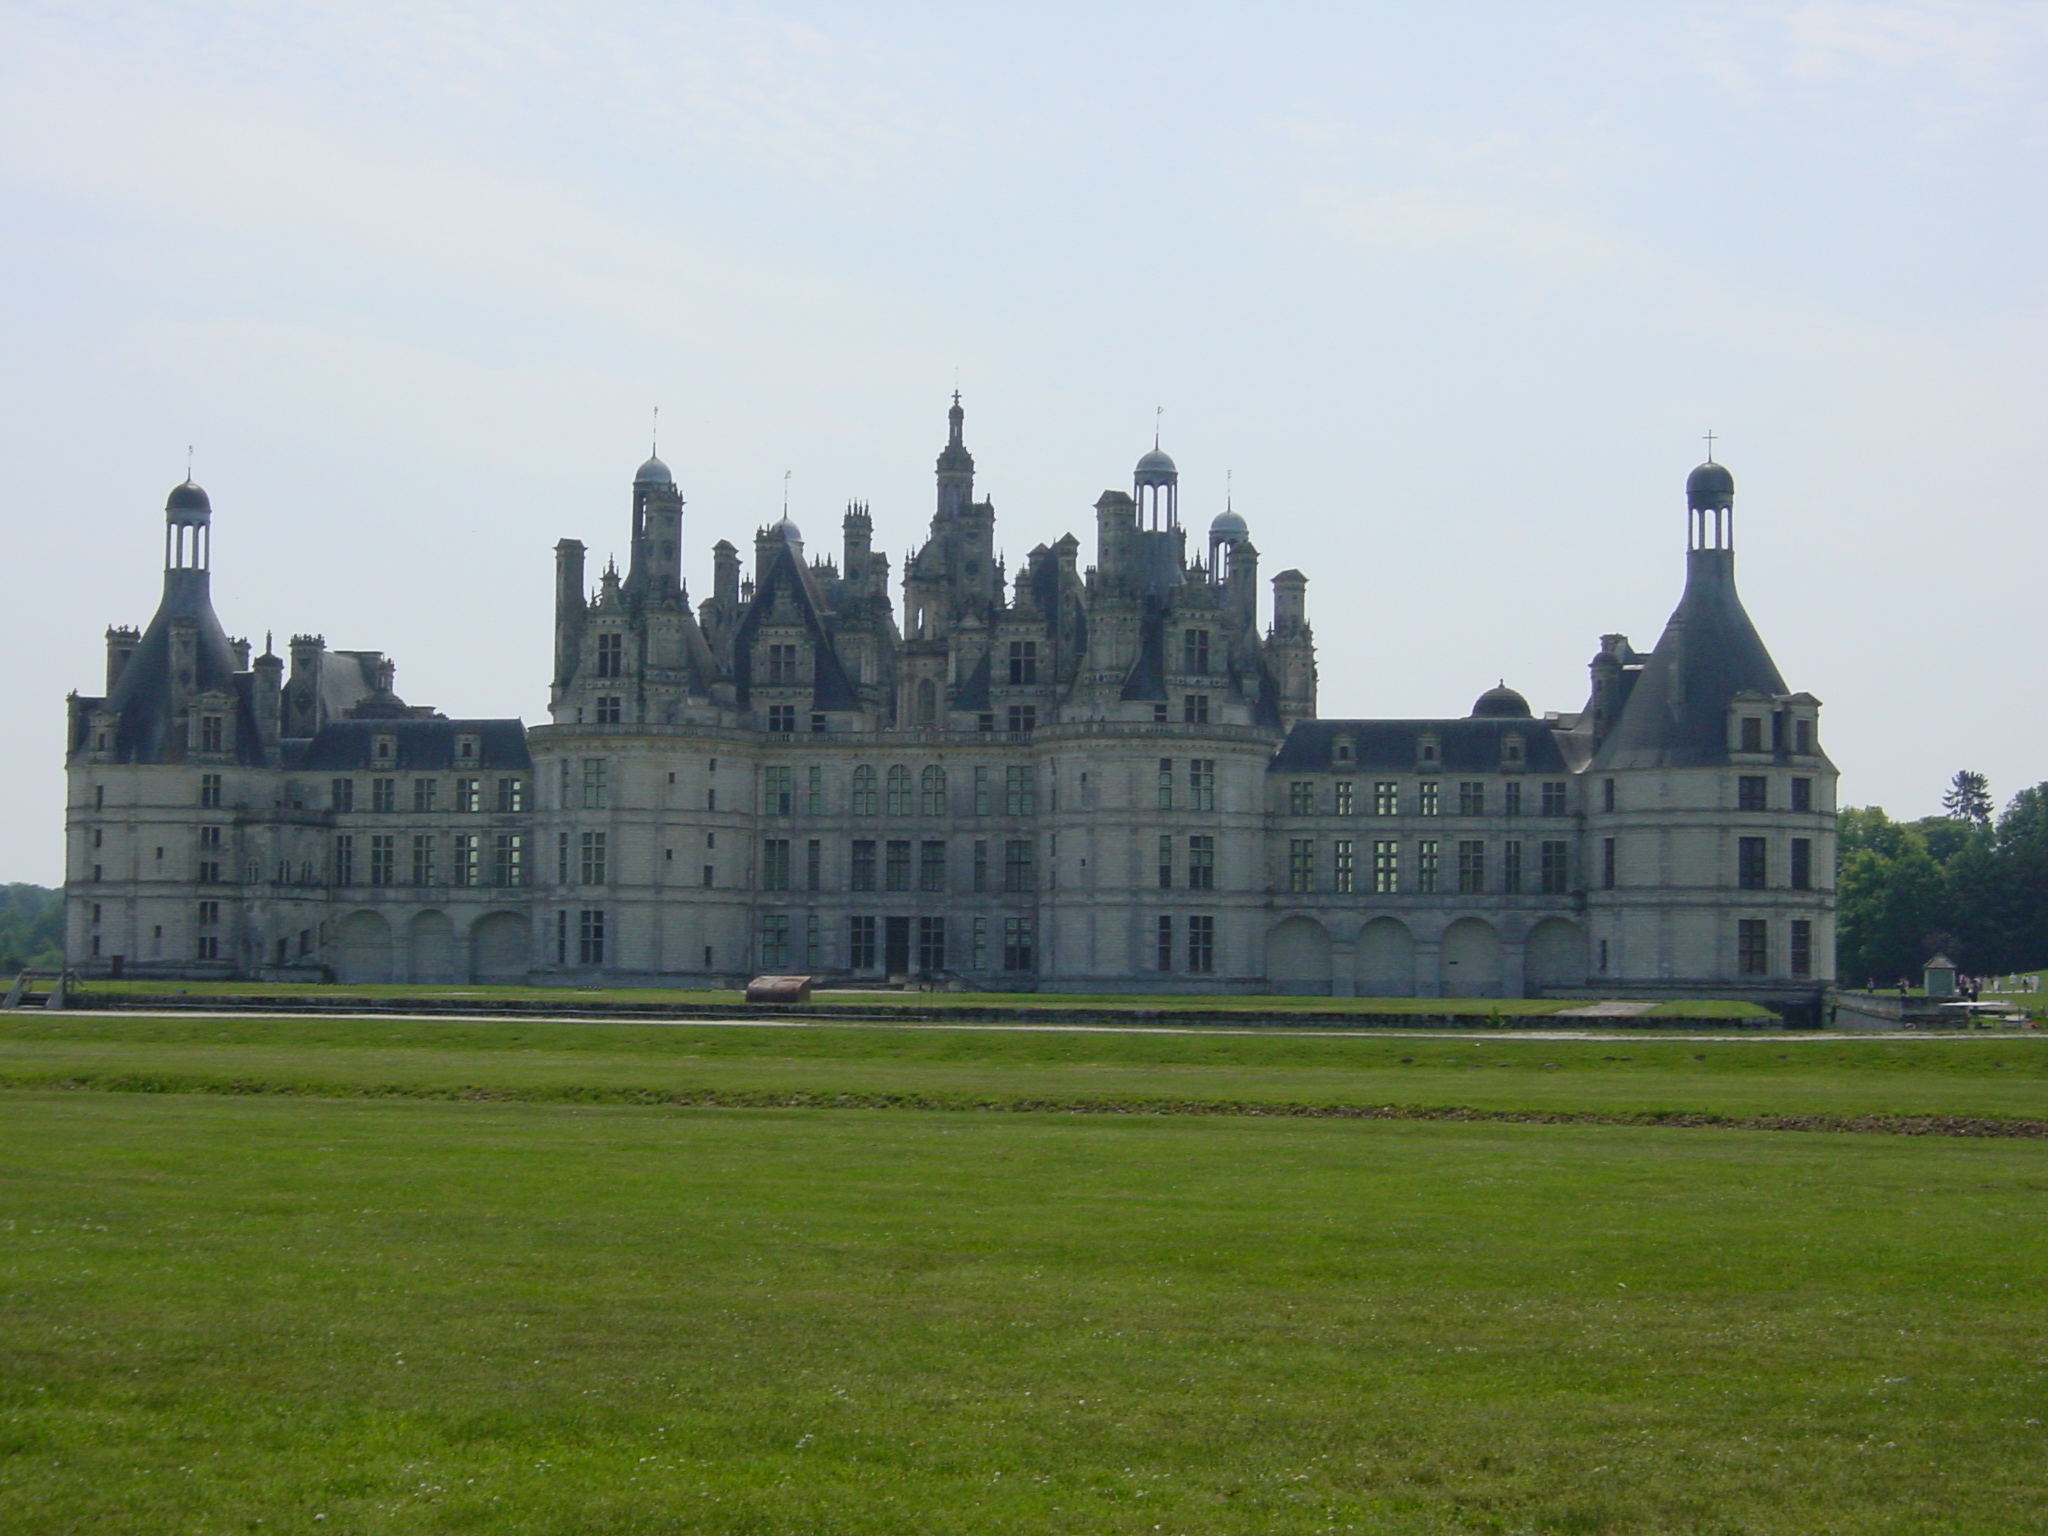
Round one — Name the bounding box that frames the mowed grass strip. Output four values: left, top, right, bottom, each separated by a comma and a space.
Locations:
0, 1092, 2043, 1534
4, 1015, 2048, 1123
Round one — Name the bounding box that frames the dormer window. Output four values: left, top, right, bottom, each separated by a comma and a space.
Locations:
456, 734, 479, 762
199, 715, 224, 753
1739, 717, 1763, 753
1502, 733, 1524, 765
373, 734, 395, 764
1334, 735, 1355, 766
1417, 733, 1440, 766
1793, 717, 1813, 755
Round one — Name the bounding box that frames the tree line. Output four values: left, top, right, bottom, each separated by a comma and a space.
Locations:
1837, 771, 2048, 986
0, 885, 63, 973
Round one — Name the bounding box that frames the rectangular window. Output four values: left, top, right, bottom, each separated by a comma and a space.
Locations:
496, 777, 524, 813
1791, 777, 1813, 813
1373, 840, 1398, 894
595, 632, 623, 678
1502, 839, 1522, 894
1790, 838, 1812, 891
197, 899, 220, 927
886, 766, 912, 816
767, 642, 799, 686
1288, 838, 1314, 893
919, 840, 947, 893
453, 833, 479, 887
1155, 915, 1174, 972
1334, 780, 1353, 817
596, 697, 623, 725
805, 912, 821, 968
1458, 782, 1485, 816
369, 778, 393, 813
917, 916, 946, 971
331, 777, 355, 812
1601, 836, 1616, 889
766, 704, 796, 733
973, 767, 991, 816
1738, 775, 1767, 812
852, 766, 878, 816
1602, 777, 1616, 813
849, 915, 878, 970
1007, 704, 1037, 733
1002, 916, 1035, 972
1187, 914, 1215, 975
196, 934, 220, 960
199, 715, 224, 753
764, 766, 793, 816
1289, 781, 1315, 815
1738, 836, 1767, 890
1416, 839, 1439, 893
555, 911, 567, 966
580, 830, 608, 886
1790, 919, 1813, 978
370, 835, 395, 886
972, 840, 989, 892
196, 860, 221, 885
1540, 781, 1567, 816
806, 839, 822, 892
1005, 766, 1035, 816
1418, 781, 1439, 817
1007, 640, 1038, 686
1738, 918, 1768, 975
920, 766, 946, 816
1503, 781, 1523, 818
1458, 840, 1485, 894
1374, 781, 1398, 816
762, 838, 792, 891
457, 777, 483, 813
971, 916, 988, 970
200, 773, 223, 809
578, 910, 606, 966
333, 835, 356, 886
885, 839, 912, 892
413, 778, 437, 813
1334, 838, 1355, 894
1740, 716, 1764, 753
1188, 835, 1215, 891
1182, 629, 1210, 674
1158, 833, 1174, 890
849, 840, 877, 892
581, 759, 609, 809
1157, 758, 1174, 810
759, 913, 790, 971
411, 833, 436, 886
1794, 717, 1813, 755
807, 766, 825, 815
200, 824, 224, 849
1189, 758, 1215, 811
1182, 694, 1209, 724
1003, 839, 1035, 893
557, 831, 572, 885
1539, 840, 1569, 894
493, 833, 524, 887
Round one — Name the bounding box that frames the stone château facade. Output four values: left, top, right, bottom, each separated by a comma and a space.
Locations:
62, 399, 1837, 1006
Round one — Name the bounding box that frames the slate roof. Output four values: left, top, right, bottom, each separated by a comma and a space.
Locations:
88, 569, 253, 764
288, 718, 532, 772
1270, 717, 1569, 774
1590, 548, 1787, 771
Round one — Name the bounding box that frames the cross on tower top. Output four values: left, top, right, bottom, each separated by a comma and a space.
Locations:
1703, 429, 1718, 462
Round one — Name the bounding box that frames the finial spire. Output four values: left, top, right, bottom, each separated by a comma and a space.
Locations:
185, 444, 193, 482
1226, 467, 1233, 512
1703, 428, 1718, 462
1154, 405, 1162, 450
651, 405, 659, 457
783, 469, 791, 518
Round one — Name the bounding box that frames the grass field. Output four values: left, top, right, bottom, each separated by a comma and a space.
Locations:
66, 977, 1773, 1020
2, 1019, 2045, 1533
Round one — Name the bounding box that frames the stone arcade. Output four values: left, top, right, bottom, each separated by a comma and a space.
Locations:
64, 401, 1835, 1005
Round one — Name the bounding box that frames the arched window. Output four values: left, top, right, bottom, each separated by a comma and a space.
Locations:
920, 764, 946, 816
886, 765, 913, 817
851, 765, 878, 816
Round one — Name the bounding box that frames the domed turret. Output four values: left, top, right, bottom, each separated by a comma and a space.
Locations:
769, 515, 802, 544
1470, 682, 1532, 719
1210, 508, 1248, 538
1686, 460, 1734, 511
165, 479, 211, 523
1134, 448, 1177, 482
635, 454, 674, 486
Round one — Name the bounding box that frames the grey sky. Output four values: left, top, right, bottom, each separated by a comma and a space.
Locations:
3, 1, 2043, 885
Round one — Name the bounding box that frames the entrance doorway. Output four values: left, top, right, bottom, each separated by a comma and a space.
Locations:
884, 916, 912, 974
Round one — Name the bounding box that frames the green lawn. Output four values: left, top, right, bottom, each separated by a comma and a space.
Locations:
5, 1014, 2047, 1122
68, 977, 1772, 1019
2, 1023, 2045, 1533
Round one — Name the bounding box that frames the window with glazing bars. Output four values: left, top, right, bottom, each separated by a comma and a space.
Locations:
1002, 917, 1035, 971
414, 778, 438, 813
1188, 835, 1215, 890
759, 913, 790, 970
849, 915, 877, 969
451, 833, 479, 888
1738, 918, 1768, 975
1289, 781, 1315, 815
1738, 837, 1767, 890
1503, 781, 1522, 817
1334, 838, 1354, 894
1003, 839, 1034, 892
1189, 759, 1215, 811
370, 835, 395, 886
1373, 840, 1399, 893
578, 910, 605, 965
1334, 780, 1353, 816
920, 765, 946, 815
764, 767, 793, 815
1288, 839, 1314, 893
1182, 629, 1210, 674
1187, 914, 1215, 974
1457, 840, 1484, 893
806, 766, 825, 815
1007, 641, 1038, 685
331, 777, 355, 812
805, 839, 821, 892
582, 759, 608, 809
1790, 838, 1812, 890
580, 831, 607, 886
1502, 839, 1522, 893
1790, 919, 1812, 978
1539, 840, 1569, 893
1374, 781, 1398, 816
973, 766, 990, 815
851, 765, 877, 815
497, 777, 524, 812
1540, 781, 1567, 816
886, 766, 913, 816
493, 833, 524, 887
1005, 766, 1035, 815
1457, 782, 1484, 816
333, 835, 355, 885
972, 840, 988, 892
917, 916, 946, 971
1157, 758, 1173, 810
919, 840, 946, 892
761, 839, 791, 891
885, 840, 911, 892
1157, 834, 1173, 890
1156, 915, 1173, 971
1416, 839, 1439, 893
1418, 782, 1440, 817
1007, 705, 1037, 733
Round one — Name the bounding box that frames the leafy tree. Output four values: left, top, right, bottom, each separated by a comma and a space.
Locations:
1835, 810, 1951, 985
0, 885, 63, 972
1942, 769, 1993, 826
